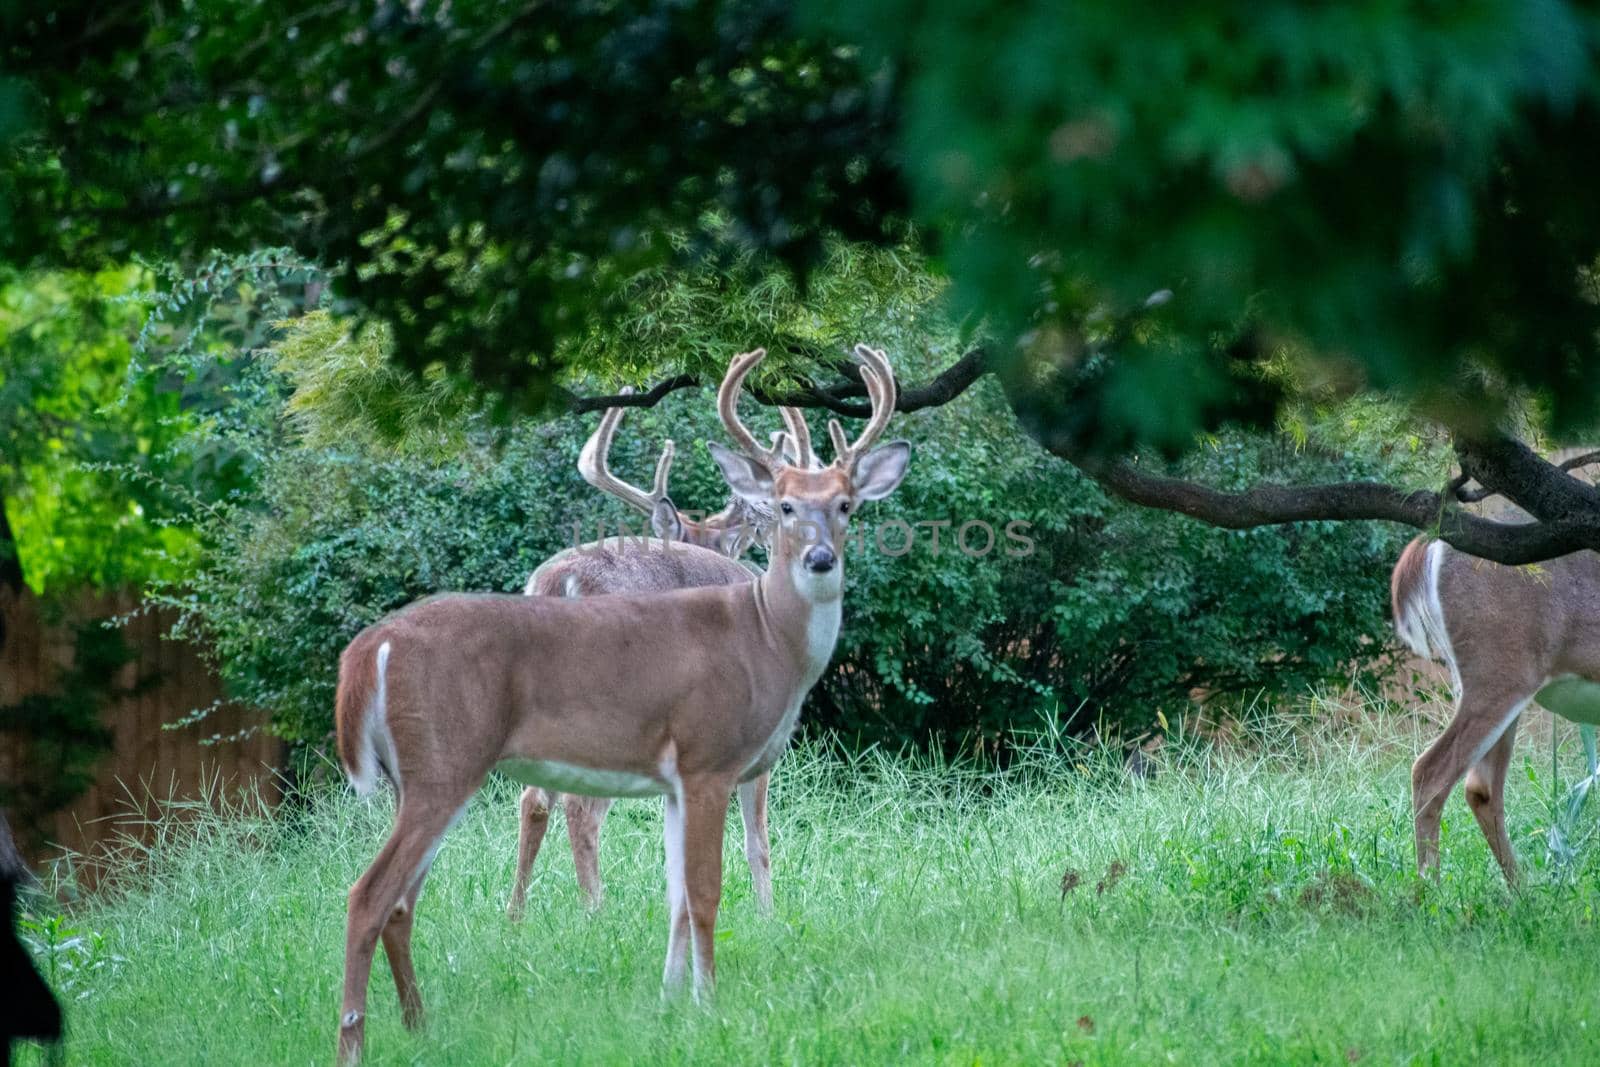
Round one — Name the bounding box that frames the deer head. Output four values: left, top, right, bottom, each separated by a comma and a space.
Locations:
577, 387, 780, 557
708, 345, 910, 595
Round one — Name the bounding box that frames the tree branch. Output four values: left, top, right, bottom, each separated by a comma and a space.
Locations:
1560, 450, 1600, 473
555, 340, 1600, 565
1073, 453, 1596, 565
560, 346, 994, 418
563, 375, 702, 414
1453, 434, 1600, 525
754, 346, 994, 416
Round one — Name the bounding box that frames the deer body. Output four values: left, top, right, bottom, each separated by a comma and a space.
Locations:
334, 346, 909, 1063
505, 400, 773, 918
525, 540, 759, 602
342, 574, 832, 800
507, 538, 771, 918
336, 539, 841, 1063
1392, 535, 1600, 882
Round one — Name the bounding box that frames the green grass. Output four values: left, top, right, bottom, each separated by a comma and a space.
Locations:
21, 693, 1600, 1066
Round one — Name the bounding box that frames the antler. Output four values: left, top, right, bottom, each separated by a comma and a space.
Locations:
716, 348, 816, 469
826, 344, 897, 471
577, 387, 676, 518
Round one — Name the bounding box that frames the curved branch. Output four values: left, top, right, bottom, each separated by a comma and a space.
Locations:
1560, 450, 1600, 474
753, 346, 993, 416
1454, 434, 1600, 525
564, 375, 701, 414
1075, 454, 1595, 564
555, 342, 1600, 564
560, 346, 994, 418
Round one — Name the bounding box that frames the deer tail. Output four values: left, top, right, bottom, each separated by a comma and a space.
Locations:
1391, 537, 1457, 688
335, 632, 397, 797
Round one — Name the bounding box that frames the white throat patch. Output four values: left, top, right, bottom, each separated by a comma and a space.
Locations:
806, 598, 842, 673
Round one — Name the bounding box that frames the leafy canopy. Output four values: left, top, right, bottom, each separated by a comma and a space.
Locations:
2, 1, 899, 404
0, 268, 191, 593
158, 248, 1417, 749
6, 2, 1598, 449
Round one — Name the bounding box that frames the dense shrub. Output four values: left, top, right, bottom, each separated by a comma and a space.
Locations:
816, 387, 1408, 746
163, 354, 1410, 754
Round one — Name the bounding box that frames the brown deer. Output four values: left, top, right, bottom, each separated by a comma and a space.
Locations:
506, 389, 814, 918
332, 345, 910, 1063
1392, 536, 1600, 884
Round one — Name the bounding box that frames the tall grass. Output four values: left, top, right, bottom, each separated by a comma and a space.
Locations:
19, 690, 1600, 1065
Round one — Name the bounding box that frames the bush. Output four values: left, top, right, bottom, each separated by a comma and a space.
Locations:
815, 391, 1409, 747
163, 351, 1411, 755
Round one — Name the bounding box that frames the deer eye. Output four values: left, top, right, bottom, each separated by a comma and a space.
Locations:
839, 501, 850, 514
780, 502, 793, 514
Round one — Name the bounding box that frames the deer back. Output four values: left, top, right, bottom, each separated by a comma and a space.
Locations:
526, 539, 757, 598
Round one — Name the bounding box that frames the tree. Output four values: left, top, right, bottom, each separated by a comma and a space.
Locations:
160, 272, 1415, 750
0, 269, 191, 618
4, 1, 1598, 561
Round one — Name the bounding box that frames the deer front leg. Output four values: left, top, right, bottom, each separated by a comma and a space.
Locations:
661, 793, 690, 991
1463, 718, 1521, 887
1412, 687, 1531, 878
506, 787, 554, 922
681, 779, 731, 1001
565, 794, 613, 909
737, 775, 772, 916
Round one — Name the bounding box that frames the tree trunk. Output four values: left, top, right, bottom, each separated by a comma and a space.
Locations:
0, 495, 21, 656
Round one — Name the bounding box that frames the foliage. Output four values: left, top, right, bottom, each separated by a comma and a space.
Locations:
29, 711, 1600, 1065
7, 2, 1599, 453
0, 253, 318, 831
811, 1, 1600, 444
161, 296, 1415, 750
1, 1, 899, 404
0, 249, 320, 597
819, 395, 1413, 746
0, 268, 190, 594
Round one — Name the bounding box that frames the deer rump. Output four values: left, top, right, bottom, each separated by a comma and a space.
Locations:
1391, 536, 1600, 723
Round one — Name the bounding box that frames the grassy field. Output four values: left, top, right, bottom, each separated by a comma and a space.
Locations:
19, 692, 1600, 1066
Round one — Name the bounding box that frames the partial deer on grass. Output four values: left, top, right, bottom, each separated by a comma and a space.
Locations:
1392, 536, 1600, 884
332, 345, 910, 1063
506, 385, 814, 918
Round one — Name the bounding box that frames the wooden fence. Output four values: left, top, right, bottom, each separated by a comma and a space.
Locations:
0, 588, 282, 877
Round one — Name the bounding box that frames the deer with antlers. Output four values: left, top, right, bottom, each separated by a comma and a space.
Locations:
1392, 535, 1600, 884
332, 345, 909, 1063
505, 387, 813, 919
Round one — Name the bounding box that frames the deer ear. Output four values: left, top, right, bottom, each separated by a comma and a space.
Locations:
650, 498, 684, 541
852, 440, 911, 501
718, 524, 749, 559
709, 442, 774, 504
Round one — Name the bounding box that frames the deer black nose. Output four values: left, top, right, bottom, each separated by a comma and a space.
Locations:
803, 545, 836, 573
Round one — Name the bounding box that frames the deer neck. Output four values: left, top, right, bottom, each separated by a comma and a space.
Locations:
752, 543, 843, 683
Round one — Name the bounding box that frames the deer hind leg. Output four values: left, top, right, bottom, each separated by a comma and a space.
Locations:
565, 794, 613, 909
506, 787, 554, 922
380, 861, 431, 1030
680, 778, 732, 1001
1464, 717, 1521, 887
339, 790, 470, 1065
737, 774, 773, 916
1412, 686, 1532, 878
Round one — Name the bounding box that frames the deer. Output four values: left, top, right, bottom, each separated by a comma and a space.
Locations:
506, 388, 814, 919
1392, 535, 1600, 885
332, 344, 910, 1063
